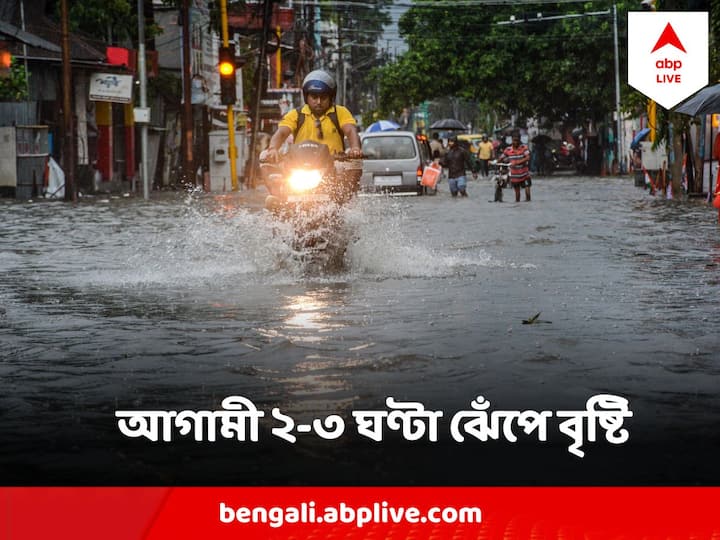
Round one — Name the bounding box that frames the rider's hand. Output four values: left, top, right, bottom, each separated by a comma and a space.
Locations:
346, 147, 363, 159
259, 148, 279, 163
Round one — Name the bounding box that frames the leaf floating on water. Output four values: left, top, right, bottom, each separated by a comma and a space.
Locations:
522, 312, 551, 324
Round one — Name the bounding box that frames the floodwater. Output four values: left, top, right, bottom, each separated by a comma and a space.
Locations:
1, 174, 719, 486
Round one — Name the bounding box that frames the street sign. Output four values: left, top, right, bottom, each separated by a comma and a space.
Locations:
89, 73, 134, 104
628, 12, 708, 110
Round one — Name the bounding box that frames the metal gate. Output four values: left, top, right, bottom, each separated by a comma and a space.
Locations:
0, 125, 49, 199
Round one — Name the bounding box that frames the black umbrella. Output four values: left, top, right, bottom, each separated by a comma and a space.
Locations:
429, 118, 467, 130
673, 83, 720, 116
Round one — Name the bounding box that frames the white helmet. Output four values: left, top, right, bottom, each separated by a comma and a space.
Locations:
302, 70, 337, 102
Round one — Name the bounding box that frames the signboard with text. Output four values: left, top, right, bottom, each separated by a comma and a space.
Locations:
88, 73, 134, 104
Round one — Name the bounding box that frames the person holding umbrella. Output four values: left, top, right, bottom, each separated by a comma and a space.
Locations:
440, 135, 473, 197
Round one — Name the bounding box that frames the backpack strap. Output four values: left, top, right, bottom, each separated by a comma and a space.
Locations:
293, 106, 305, 138
328, 110, 345, 151
293, 106, 346, 152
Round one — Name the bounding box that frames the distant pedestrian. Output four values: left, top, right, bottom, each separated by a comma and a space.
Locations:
398, 107, 410, 130
429, 132, 445, 160
440, 135, 473, 197
477, 135, 494, 177
501, 131, 532, 202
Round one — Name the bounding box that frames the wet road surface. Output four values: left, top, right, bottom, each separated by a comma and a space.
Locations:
1, 174, 719, 485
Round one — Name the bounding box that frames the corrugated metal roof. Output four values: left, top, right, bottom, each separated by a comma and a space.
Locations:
0, 19, 61, 53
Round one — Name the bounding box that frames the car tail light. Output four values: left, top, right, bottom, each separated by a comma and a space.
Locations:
417, 166, 423, 183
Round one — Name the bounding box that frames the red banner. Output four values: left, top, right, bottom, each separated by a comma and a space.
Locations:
2, 487, 719, 539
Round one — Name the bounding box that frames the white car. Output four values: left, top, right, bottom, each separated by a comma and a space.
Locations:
360, 131, 434, 195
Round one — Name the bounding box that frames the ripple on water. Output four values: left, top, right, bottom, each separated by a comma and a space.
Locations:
2, 178, 720, 484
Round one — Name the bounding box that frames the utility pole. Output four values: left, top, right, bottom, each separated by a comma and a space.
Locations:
336, 12, 343, 104
219, 0, 238, 190
60, 0, 76, 202
613, 3, 624, 174
276, 26, 282, 88
19, 1, 30, 105
138, 0, 150, 199
181, 0, 194, 185
246, 0, 274, 188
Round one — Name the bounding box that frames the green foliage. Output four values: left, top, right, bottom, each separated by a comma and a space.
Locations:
56, 0, 163, 43
148, 70, 181, 105
375, 0, 638, 125
67, 0, 133, 41
710, 0, 720, 82
0, 58, 29, 102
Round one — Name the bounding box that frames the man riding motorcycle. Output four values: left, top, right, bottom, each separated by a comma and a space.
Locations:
261, 70, 362, 205
264, 70, 362, 160
259, 71, 363, 272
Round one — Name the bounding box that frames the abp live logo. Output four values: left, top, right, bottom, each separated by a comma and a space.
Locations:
628, 12, 708, 109
653, 23, 684, 83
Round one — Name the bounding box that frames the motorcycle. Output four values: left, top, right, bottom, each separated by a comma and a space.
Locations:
260, 140, 362, 273
489, 160, 510, 202
548, 141, 585, 173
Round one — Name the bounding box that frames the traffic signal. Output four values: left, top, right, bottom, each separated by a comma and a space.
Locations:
0, 45, 11, 79
218, 45, 236, 105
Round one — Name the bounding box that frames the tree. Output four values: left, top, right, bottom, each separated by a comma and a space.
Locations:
374, 0, 635, 126
0, 57, 29, 102
44, 0, 164, 45
710, 0, 719, 82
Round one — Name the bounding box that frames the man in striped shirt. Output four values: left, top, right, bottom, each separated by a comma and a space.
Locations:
502, 131, 532, 202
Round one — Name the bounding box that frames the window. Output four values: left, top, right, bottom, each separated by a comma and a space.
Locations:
362, 136, 417, 160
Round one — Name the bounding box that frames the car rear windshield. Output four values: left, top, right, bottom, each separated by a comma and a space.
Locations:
362, 136, 417, 160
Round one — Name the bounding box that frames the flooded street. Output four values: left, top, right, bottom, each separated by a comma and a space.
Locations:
2, 174, 720, 486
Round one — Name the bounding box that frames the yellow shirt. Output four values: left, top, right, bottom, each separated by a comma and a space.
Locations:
478, 140, 494, 160
279, 104, 356, 155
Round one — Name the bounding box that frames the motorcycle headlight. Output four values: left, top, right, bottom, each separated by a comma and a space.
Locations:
287, 169, 323, 192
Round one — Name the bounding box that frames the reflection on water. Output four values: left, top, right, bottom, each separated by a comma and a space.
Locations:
2, 177, 720, 484
283, 289, 346, 342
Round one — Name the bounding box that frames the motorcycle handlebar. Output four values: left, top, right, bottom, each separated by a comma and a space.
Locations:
489, 160, 510, 168
334, 151, 365, 162
260, 149, 364, 164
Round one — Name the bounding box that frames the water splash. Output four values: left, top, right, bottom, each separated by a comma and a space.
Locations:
345, 197, 497, 278
13, 192, 507, 291
62, 197, 290, 289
